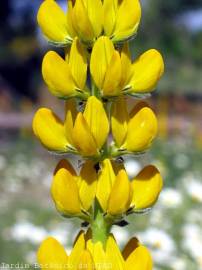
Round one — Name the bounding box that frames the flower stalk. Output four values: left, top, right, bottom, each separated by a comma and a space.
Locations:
33, 0, 165, 269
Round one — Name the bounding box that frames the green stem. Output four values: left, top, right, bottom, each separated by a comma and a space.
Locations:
91, 201, 112, 246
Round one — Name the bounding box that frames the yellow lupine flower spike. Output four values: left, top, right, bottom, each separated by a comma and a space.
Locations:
33, 97, 109, 157
37, 0, 73, 45
51, 159, 97, 217
42, 38, 87, 98
131, 165, 163, 210
37, 0, 141, 46
32, 108, 68, 153
111, 98, 158, 153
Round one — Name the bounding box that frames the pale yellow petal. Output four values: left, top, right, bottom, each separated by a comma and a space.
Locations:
124, 106, 158, 152
103, 51, 122, 96
83, 96, 109, 149
111, 97, 129, 147
64, 99, 77, 147
96, 159, 116, 211
51, 168, 81, 215
37, 0, 70, 43
37, 237, 68, 270
68, 38, 87, 90
90, 36, 114, 89
113, 0, 141, 42
131, 165, 163, 209
78, 250, 94, 270
129, 49, 164, 93
120, 43, 132, 88
32, 108, 68, 152
67, 1, 77, 38
69, 232, 86, 270
72, 0, 94, 42
78, 161, 97, 211
87, 240, 107, 269
125, 246, 152, 270
42, 51, 76, 98
84, 0, 103, 37
106, 235, 124, 270
72, 113, 98, 156
108, 170, 132, 215
103, 0, 118, 36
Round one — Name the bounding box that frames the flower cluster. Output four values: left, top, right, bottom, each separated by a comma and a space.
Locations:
33, 0, 164, 269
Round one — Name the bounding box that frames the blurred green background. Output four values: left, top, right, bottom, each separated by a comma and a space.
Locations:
0, 1, 202, 270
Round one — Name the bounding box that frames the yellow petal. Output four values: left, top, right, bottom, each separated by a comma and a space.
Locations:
78, 250, 94, 270
77, 161, 97, 211
69, 232, 86, 270
131, 165, 163, 209
54, 159, 76, 176
90, 36, 114, 89
66, 1, 77, 38
106, 235, 124, 270
64, 99, 77, 147
108, 170, 132, 215
37, 0, 70, 43
87, 240, 107, 269
51, 168, 81, 215
103, 51, 122, 96
32, 108, 68, 152
122, 237, 139, 260
68, 38, 87, 90
83, 96, 109, 149
129, 49, 164, 93
72, 0, 94, 42
37, 237, 68, 270
103, 0, 118, 36
113, 0, 141, 42
120, 43, 132, 88
125, 246, 152, 270
96, 159, 116, 211
84, 0, 103, 37
111, 97, 129, 147
124, 106, 158, 152
72, 113, 98, 156
42, 51, 76, 98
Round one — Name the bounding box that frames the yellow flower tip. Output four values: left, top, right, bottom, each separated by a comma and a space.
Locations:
54, 159, 76, 176
108, 169, 132, 215
78, 160, 97, 211
83, 96, 110, 149
113, 0, 142, 42
96, 159, 116, 212
42, 51, 76, 98
125, 245, 152, 270
124, 106, 158, 152
51, 168, 81, 216
37, 237, 68, 270
122, 237, 140, 260
130, 48, 164, 93
68, 38, 87, 90
90, 36, 114, 90
32, 108, 68, 152
131, 165, 163, 210
106, 234, 125, 268
37, 0, 70, 43
72, 112, 98, 156
78, 250, 94, 270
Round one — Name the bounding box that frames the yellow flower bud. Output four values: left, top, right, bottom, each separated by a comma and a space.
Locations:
32, 108, 68, 152
42, 38, 87, 98
131, 165, 163, 209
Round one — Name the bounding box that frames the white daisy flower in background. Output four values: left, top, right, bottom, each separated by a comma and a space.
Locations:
159, 188, 183, 208
184, 176, 202, 202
